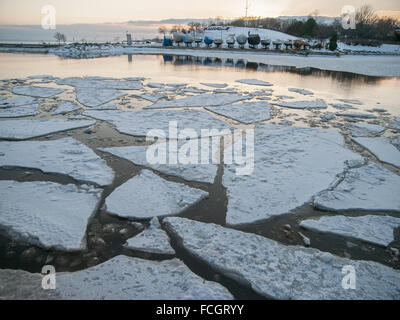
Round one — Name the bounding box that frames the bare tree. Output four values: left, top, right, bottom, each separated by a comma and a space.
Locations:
54, 32, 67, 44
356, 5, 378, 25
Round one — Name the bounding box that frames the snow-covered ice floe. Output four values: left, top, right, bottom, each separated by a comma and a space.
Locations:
352, 137, 400, 168
300, 215, 400, 247
146, 93, 249, 109
52, 101, 81, 115
0, 138, 114, 185
131, 93, 167, 103
125, 217, 175, 255
91, 102, 117, 110
75, 87, 126, 107
83, 109, 232, 138
0, 119, 95, 140
336, 112, 377, 119
314, 163, 400, 212
56, 77, 142, 90
200, 83, 228, 88
272, 99, 327, 109
331, 103, 357, 110
338, 99, 363, 105
0, 96, 37, 108
205, 101, 271, 124
164, 217, 400, 300
350, 123, 386, 137
0, 181, 101, 251
100, 142, 218, 184
12, 86, 64, 98
105, 170, 208, 219
0, 255, 233, 300
389, 117, 400, 130
288, 88, 313, 95
235, 79, 273, 86
223, 124, 362, 225
0, 103, 38, 118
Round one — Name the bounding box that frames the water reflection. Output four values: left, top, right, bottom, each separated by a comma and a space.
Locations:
160, 54, 388, 86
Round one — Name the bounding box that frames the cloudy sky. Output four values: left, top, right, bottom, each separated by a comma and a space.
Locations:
0, 0, 399, 24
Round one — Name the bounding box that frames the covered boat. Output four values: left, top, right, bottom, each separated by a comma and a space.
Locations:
261, 39, 271, 49
204, 36, 214, 47
226, 34, 236, 48
248, 34, 261, 48
183, 34, 194, 47
172, 32, 184, 46
236, 34, 247, 49
214, 38, 223, 48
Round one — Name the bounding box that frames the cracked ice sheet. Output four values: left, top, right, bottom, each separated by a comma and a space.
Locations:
235, 79, 273, 86
75, 87, 126, 107
314, 163, 400, 212
0, 138, 114, 185
105, 170, 208, 219
223, 124, 362, 225
0, 255, 233, 300
352, 137, 400, 168
146, 93, 249, 109
164, 217, 400, 300
300, 215, 400, 247
125, 217, 175, 255
0, 119, 95, 140
99, 141, 218, 184
56, 77, 142, 90
12, 86, 64, 98
0, 96, 37, 108
52, 101, 81, 115
350, 123, 386, 137
0, 181, 101, 251
272, 100, 327, 109
0, 103, 38, 118
83, 109, 232, 138
205, 101, 270, 124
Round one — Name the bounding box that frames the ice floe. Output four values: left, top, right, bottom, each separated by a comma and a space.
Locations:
0, 255, 232, 300
0, 119, 95, 140
205, 101, 270, 124
105, 170, 208, 219
200, 83, 228, 88
147, 82, 164, 88
100, 142, 218, 183
338, 99, 363, 105
83, 109, 232, 138
389, 118, 400, 130
288, 88, 313, 95
272, 99, 327, 109
164, 217, 400, 300
12, 86, 64, 98
223, 124, 362, 225
0, 103, 38, 118
91, 103, 117, 110
0, 96, 37, 108
125, 217, 175, 255
353, 137, 400, 168
235, 79, 273, 86
132, 93, 167, 102
0, 180, 101, 251
336, 112, 377, 119
52, 101, 81, 115
146, 93, 249, 109
350, 123, 386, 137
300, 215, 400, 247
0, 138, 114, 185
75, 87, 126, 107
331, 103, 357, 110
314, 163, 400, 212
57, 77, 142, 90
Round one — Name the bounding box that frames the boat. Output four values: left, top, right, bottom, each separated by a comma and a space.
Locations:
204, 36, 214, 47
172, 32, 184, 46
226, 34, 236, 48
284, 40, 293, 49
162, 36, 173, 47
272, 39, 282, 50
214, 38, 223, 48
194, 31, 204, 47
261, 39, 271, 49
183, 34, 194, 47
236, 34, 247, 49
248, 34, 261, 48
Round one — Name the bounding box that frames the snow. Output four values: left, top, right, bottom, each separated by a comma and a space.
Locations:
12, 86, 64, 98
350, 123, 386, 137
314, 163, 400, 212
125, 217, 175, 255
223, 124, 362, 225
300, 215, 400, 247
353, 137, 400, 168
132, 93, 167, 102
146, 93, 249, 109
336, 112, 377, 119
83, 109, 232, 138
105, 170, 208, 219
0, 103, 38, 118
0, 118, 95, 140
235, 79, 273, 87
272, 100, 327, 109
288, 88, 313, 95
100, 143, 218, 183
0, 180, 101, 251
200, 83, 228, 88
75, 87, 126, 107
205, 101, 271, 124
52, 101, 81, 115
164, 217, 400, 300
0, 138, 114, 185
0, 96, 37, 108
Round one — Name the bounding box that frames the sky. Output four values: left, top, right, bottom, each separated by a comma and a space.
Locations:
0, 0, 399, 25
